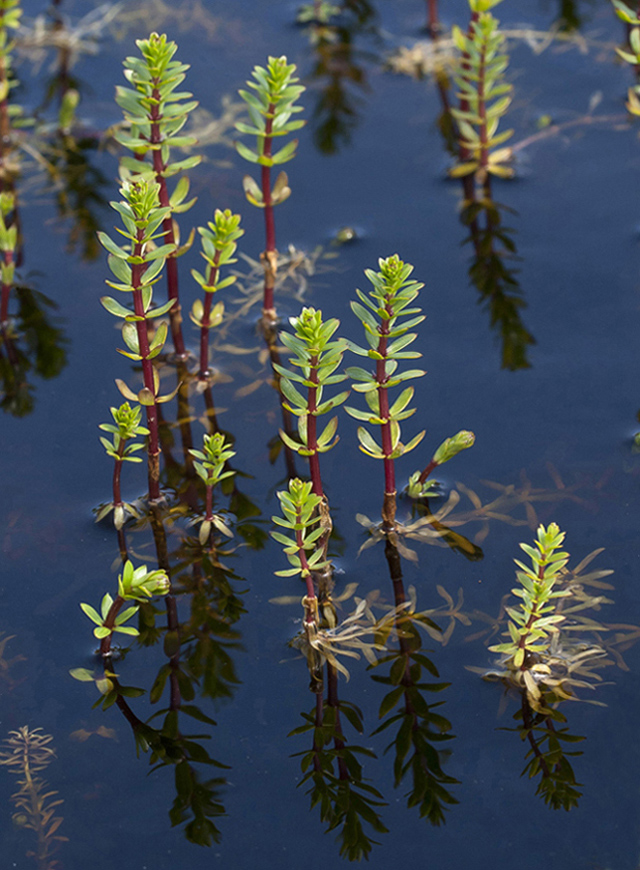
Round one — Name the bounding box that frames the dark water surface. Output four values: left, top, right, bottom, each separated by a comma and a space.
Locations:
2, 0, 640, 867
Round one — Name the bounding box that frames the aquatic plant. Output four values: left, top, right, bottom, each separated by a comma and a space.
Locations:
450, 0, 514, 186
272, 478, 330, 627
96, 401, 149, 529
235, 55, 305, 320
613, 1, 640, 116
0, 726, 67, 869
190, 209, 243, 381
346, 255, 473, 529
115, 31, 201, 357
98, 176, 179, 501
345, 255, 426, 529
275, 306, 349, 503
80, 559, 170, 655
189, 432, 236, 545
488, 522, 570, 676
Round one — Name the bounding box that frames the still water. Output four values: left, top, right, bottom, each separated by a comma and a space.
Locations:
2, 0, 640, 867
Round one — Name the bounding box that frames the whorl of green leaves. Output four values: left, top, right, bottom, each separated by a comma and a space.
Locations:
97, 179, 175, 361
272, 479, 329, 579
189, 433, 236, 488
345, 255, 426, 461
450, 7, 514, 179
80, 561, 170, 639
115, 32, 201, 180
407, 430, 475, 498
99, 402, 149, 463
236, 55, 305, 206
613, 1, 640, 116
190, 209, 243, 327
274, 307, 349, 457
489, 523, 570, 670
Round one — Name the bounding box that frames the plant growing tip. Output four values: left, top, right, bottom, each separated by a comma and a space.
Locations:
115, 31, 201, 357
235, 55, 305, 318
190, 209, 243, 380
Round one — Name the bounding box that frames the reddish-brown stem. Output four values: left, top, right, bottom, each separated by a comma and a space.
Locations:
199, 249, 222, 380
131, 229, 161, 501
477, 33, 488, 174
426, 0, 439, 35
307, 354, 323, 497
150, 87, 186, 358
376, 304, 396, 529
149, 503, 181, 711
205, 483, 214, 522
112, 441, 125, 508
99, 594, 125, 657
261, 102, 277, 316
418, 458, 438, 486
296, 518, 317, 623
384, 538, 416, 715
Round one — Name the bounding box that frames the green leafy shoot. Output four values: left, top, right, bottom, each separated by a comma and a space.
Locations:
235, 55, 305, 185
80, 561, 170, 641
99, 401, 149, 464
274, 306, 348, 494
489, 522, 570, 674
450, 5, 514, 181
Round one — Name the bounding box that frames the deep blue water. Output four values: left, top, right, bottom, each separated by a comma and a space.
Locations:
2, 0, 640, 868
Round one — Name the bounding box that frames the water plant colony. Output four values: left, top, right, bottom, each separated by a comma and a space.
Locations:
0, 0, 633, 864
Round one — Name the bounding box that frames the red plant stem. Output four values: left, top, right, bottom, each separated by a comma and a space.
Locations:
150, 87, 186, 358
112, 441, 126, 507
199, 249, 222, 379
99, 594, 125, 656
131, 230, 161, 501
307, 354, 323, 497
296, 518, 317, 623
418, 458, 438, 486
426, 0, 439, 35
205, 482, 214, 522
376, 303, 396, 528
261, 102, 277, 315
477, 32, 488, 175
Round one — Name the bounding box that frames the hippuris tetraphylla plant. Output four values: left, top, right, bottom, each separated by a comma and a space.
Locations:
98, 177, 179, 501
235, 55, 305, 323
115, 32, 202, 358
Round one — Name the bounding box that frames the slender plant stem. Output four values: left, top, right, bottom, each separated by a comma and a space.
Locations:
418, 458, 438, 485
199, 249, 222, 379
426, 0, 439, 35
149, 89, 187, 358
131, 229, 161, 501
376, 302, 396, 529
112, 440, 126, 508
307, 354, 323, 497
261, 102, 277, 318
99, 594, 125, 656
